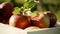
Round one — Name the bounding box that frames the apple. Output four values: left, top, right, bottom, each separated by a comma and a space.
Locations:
25, 26, 40, 31
0, 2, 14, 20
0, 2, 14, 24
9, 14, 31, 29
44, 11, 57, 27
31, 13, 50, 28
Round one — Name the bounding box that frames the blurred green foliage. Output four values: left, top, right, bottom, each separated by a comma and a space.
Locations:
0, 0, 11, 3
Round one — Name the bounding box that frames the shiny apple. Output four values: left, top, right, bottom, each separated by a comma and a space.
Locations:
44, 11, 57, 27
0, 2, 14, 20
0, 2, 14, 24
9, 14, 31, 29
31, 13, 50, 28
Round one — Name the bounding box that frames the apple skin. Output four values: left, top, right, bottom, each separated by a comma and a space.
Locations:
44, 11, 57, 27
9, 14, 31, 29
31, 13, 50, 28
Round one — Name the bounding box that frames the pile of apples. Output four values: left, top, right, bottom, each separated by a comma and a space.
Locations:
0, 2, 57, 30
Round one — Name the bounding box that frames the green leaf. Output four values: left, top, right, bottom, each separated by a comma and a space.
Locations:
12, 7, 21, 14
23, 0, 37, 11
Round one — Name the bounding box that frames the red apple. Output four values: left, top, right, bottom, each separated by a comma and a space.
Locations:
44, 11, 57, 27
0, 2, 14, 24
9, 14, 31, 29
31, 13, 50, 28
0, 2, 14, 20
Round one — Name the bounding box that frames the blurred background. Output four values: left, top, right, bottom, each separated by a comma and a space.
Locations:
0, 0, 60, 21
